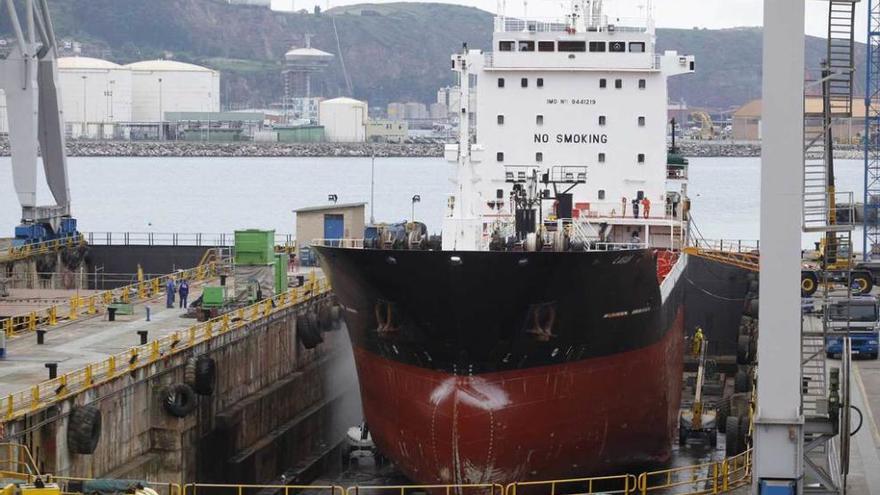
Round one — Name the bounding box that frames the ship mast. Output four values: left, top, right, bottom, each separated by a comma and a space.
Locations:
441, 45, 483, 251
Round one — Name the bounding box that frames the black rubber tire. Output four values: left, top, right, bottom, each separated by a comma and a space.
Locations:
738, 415, 750, 450
318, 304, 333, 332
297, 312, 324, 349
853, 272, 874, 295
749, 337, 758, 364
744, 298, 759, 318
193, 356, 216, 396
736, 336, 750, 365
725, 416, 742, 456
68, 405, 102, 454
717, 401, 730, 433
162, 383, 198, 418
734, 370, 750, 393
801, 271, 819, 297
184, 357, 197, 387
330, 305, 342, 330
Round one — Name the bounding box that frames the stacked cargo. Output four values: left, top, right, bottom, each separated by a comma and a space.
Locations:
234, 230, 277, 302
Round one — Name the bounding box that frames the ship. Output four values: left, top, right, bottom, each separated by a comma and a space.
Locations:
315, 0, 696, 485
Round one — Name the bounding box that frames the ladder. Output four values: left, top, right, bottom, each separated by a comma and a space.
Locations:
827, 0, 857, 117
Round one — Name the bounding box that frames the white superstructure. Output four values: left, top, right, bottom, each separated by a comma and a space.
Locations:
443, 0, 695, 252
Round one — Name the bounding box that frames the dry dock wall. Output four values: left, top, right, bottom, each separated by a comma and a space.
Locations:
86, 246, 215, 288
2, 299, 360, 486
683, 256, 751, 356
2, 251, 89, 290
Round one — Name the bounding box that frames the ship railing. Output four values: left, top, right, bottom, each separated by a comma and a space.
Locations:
508, 474, 637, 495
636, 448, 752, 494
0, 234, 84, 263
493, 15, 648, 33
691, 238, 760, 254
347, 484, 504, 495
83, 232, 296, 248
311, 238, 365, 249
184, 483, 342, 495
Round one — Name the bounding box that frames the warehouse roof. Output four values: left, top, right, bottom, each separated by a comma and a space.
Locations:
58, 56, 123, 70
734, 97, 869, 118
125, 60, 216, 73
294, 202, 366, 213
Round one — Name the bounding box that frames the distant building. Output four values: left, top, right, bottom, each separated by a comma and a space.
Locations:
387, 102, 406, 120
227, 0, 270, 5
58, 56, 133, 139
126, 60, 220, 122
429, 102, 447, 120
367, 119, 408, 143
319, 97, 367, 142
732, 97, 865, 143
282, 40, 334, 123
404, 102, 428, 120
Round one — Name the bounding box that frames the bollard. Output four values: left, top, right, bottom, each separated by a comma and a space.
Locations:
220, 274, 227, 286
45, 363, 58, 379
108, 307, 117, 322
137, 330, 148, 345
146, 306, 151, 322
36, 329, 47, 345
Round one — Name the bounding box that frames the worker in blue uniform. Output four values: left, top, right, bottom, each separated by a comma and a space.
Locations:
166, 279, 175, 308
179, 280, 189, 309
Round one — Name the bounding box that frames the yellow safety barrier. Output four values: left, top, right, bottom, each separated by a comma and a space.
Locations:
0, 261, 221, 340
0, 442, 40, 477
509, 474, 636, 495
636, 449, 752, 495
0, 278, 331, 423
185, 483, 342, 495
347, 485, 504, 495
0, 235, 85, 264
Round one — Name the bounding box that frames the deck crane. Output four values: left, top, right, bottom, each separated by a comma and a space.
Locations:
1, 0, 78, 246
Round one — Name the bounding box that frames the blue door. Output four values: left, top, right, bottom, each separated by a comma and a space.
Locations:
324, 214, 344, 247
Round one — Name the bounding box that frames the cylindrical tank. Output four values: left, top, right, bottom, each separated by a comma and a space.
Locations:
319, 97, 367, 142
58, 56, 133, 138
125, 60, 220, 122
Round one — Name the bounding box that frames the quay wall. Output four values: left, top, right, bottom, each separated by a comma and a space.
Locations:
86, 246, 215, 288
1, 299, 360, 486
1, 251, 88, 290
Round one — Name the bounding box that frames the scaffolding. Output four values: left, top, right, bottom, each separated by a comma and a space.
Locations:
865, 0, 880, 260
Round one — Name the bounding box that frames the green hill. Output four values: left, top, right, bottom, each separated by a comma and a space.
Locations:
0, 1, 866, 111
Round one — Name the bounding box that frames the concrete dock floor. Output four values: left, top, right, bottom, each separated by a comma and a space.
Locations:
0, 284, 210, 397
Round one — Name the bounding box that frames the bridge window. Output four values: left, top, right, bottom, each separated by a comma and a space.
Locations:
538, 41, 555, 52
521, 78, 528, 88
536, 152, 543, 162
599, 78, 607, 89
609, 41, 625, 53
519, 41, 535, 52
630, 42, 646, 53
599, 115, 606, 126
589, 41, 606, 52
615, 79, 623, 89
598, 153, 606, 163
497, 152, 505, 162
536, 115, 544, 125
499, 41, 515, 52
638, 116, 645, 126
598, 189, 606, 200
638, 153, 645, 164
559, 41, 586, 52
498, 78, 505, 88
639, 79, 646, 89
497, 115, 505, 125
537, 78, 544, 87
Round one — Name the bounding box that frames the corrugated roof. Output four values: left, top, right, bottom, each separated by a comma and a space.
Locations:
125, 60, 215, 73
734, 97, 870, 118
58, 56, 123, 70
294, 202, 366, 213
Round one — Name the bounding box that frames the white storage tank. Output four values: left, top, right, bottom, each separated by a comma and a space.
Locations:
319, 97, 367, 142
57, 56, 133, 138
126, 60, 220, 122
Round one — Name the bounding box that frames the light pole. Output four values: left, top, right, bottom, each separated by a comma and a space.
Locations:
411, 194, 421, 223
157, 77, 163, 140
370, 151, 376, 224
81, 75, 87, 137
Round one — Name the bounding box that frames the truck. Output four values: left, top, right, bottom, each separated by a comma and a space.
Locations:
825, 296, 880, 359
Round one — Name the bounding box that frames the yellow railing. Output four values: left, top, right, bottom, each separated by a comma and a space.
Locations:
508, 474, 637, 495
0, 442, 40, 477
636, 449, 752, 495
347, 484, 504, 495
185, 483, 342, 495
1, 261, 219, 340
0, 235, 85, 264
0, 276, 330, 423
47, 475, 181, 495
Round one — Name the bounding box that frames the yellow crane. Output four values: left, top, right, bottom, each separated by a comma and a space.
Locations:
690, 111, 715, 140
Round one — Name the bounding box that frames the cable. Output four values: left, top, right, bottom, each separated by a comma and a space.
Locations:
850, 405, 864, 437
683, 273, 748, 302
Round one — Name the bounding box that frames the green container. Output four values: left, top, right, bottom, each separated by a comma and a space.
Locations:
275, 253, 289, 293
202, 286, 227, 308
235, 229, 275, 265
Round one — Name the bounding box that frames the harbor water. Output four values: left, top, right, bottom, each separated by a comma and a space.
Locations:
0, 156, 868, 244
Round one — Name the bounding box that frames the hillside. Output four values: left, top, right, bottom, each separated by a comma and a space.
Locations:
0, 1, 866, 110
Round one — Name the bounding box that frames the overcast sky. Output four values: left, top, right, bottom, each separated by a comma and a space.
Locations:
277, 0, 870, 41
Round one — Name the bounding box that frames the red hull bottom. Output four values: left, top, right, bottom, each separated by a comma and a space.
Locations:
354, 309, 685, 485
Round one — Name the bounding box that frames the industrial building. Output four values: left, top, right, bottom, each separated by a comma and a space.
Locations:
367, 120, 408, 143
57, 56, 133, 139
733, 97, 866, 143
126, 60, 220, 123
387, 102, 406, 120
319, 97, 367, 142
283, 40, 334, 124
294, 202, 366, 265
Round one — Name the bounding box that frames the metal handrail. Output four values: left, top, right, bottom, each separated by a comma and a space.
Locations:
0, 234, 84, 264
508, 474, 637, 495
348, 484, 504, 495
83, 232, 296, 248
0, 274, 330, 422
311, 239, 365, 248
186, 483, 343, 495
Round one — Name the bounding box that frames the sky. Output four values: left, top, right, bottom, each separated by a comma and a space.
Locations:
276, 0, 870, 41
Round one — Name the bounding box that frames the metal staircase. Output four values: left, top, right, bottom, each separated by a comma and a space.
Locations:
827, 0, 857, 117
